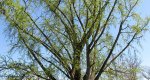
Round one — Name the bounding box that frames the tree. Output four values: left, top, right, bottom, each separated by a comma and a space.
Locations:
98, 49, 142, 80
142, 67, 150, 80
0, 0, 149, 80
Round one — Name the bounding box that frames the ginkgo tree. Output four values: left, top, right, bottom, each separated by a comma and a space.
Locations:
0, 0, 149, 80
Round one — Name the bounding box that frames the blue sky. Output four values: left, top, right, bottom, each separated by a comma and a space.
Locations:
136, 0, 150, 67
0, 0, 150, 67
0, 17, 10, 56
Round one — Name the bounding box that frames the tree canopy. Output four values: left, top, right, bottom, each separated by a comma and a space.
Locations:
0, 0, 149, 80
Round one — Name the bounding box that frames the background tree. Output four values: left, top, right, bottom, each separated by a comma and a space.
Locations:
142, 67, 150, 80
0, 0, 149, 80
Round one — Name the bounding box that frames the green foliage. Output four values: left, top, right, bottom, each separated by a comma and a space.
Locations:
132, 25, 141, 34
0, 0, 149, 80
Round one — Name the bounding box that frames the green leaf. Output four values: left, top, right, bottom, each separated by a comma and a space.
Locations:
131, 25, 141, 34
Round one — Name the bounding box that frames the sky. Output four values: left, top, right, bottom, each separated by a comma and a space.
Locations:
0, 17, 10, 56
136, 0, 150, 67
0, 0, 150, 67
